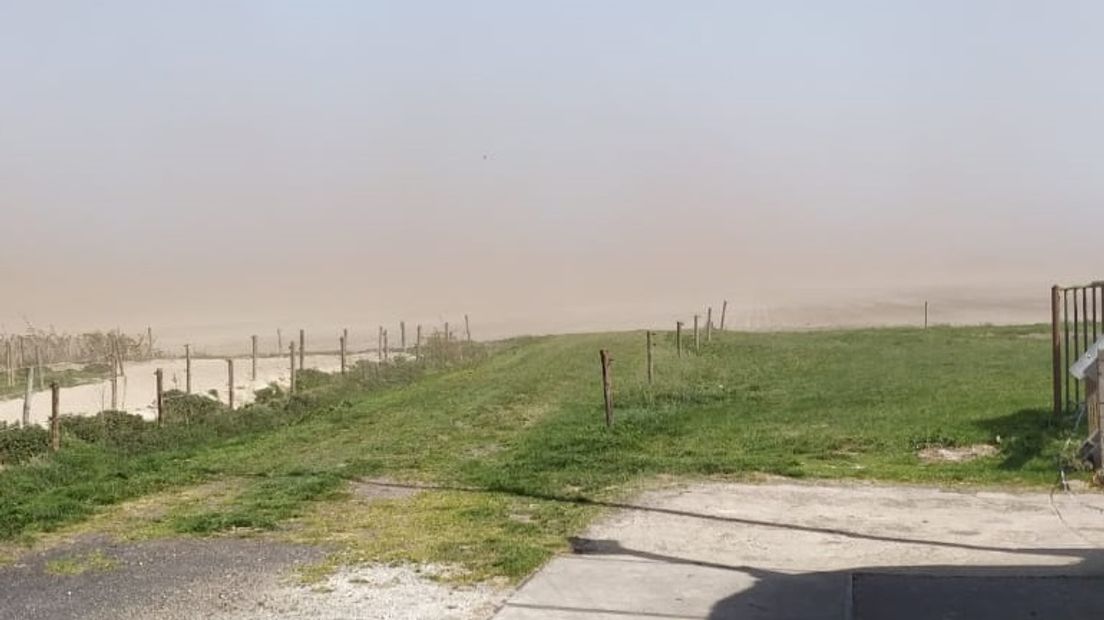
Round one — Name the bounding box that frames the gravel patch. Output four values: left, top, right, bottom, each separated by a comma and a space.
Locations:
227, 563, 508, 620
0, 535, 505, 620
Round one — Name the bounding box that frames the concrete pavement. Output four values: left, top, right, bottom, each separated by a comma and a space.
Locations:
494, 481, 1104, 619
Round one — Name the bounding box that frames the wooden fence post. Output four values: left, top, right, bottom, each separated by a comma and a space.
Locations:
22, 367, 33, 427
289, 342, 297, 393
6, 339, 13, 387
378, 326, 384, 363
110, 372, 118, 411
600, 349, 613, 429
445, 322, 450, 344
465, 315, 472, 343
1052, 285, 1063, 416
706, 307, 713, 342
35, 345, 43, 390
251, 335, 258, 381
155, 368, 164, 426
277, 328, 283, 356
147, 326, 154, 359
720, 300, 728, 331
299, 329, 306, 371
340, 335, 347, 375
416, 325, 422, 361
694, 315, 700, 352
185, 344, 192, 394
50, 382, 60, 452
384, 329, 389, 362
226, 359, 234, 410
924, 301, 929, 329
676, 321, 683, 358
646, 331, 654, 384
400, 322, 406, 350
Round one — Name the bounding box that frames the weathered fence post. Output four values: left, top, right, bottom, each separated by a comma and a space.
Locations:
720, 300, 728, 331
340, 335, 347, 375
600, 349, 613, 429
147, 326, 154, 359
384, 329, 389, 362
251, 335, 258, 381
706, 307, 713, 342
155, 368, 164, 426
22, 367, 34, 427
226, 359, 234, 410
110, 371, 118, 411
1052, 285, 1063, 416
676, 321, 683, 358
694, 315, 700, 352
416, 325, 422, 361
277, 328, 283, 356
924, 301, 929, 329
400, 322, 406, 350
34, 345, 43, 390
646, 331, 654, 385
299, 329, 305, 371
378, 326, 384, 363
6, 339, 13, 386
465, 315, 472, 343
185, 344, 192, 394
289, 342, 297, 393
50, 382, 60, 452
445, 322, 450, 344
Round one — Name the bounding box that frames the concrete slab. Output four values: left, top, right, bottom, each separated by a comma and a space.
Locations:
494, 481, 1104, 619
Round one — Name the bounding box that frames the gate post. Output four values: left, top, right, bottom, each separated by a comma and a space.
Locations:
1052, 285, 1063, 416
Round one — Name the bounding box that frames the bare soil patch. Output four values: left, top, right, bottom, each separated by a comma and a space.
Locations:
917, 443, 998, 463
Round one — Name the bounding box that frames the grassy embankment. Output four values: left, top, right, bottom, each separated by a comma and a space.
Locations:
0, 325, 1074, 582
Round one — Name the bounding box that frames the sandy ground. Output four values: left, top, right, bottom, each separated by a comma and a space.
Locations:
0, 535, 505, 620
496, 481, 1104, 619
0, 354, 372, 426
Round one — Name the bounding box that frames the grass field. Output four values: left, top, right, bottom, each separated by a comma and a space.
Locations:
0, 325, 1077, 582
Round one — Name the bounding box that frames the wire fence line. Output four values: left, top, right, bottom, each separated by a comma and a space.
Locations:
0, 317, 477, 425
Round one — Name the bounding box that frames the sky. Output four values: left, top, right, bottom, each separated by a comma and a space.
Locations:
2, 1, 1102, 344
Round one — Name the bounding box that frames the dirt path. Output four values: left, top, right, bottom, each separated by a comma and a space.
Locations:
495, 481, 1104, 619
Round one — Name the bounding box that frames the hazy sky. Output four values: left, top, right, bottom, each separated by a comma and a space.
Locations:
2, 1, 1101, 339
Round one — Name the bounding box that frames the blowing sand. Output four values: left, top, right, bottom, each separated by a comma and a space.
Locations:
0, 354, 368, 427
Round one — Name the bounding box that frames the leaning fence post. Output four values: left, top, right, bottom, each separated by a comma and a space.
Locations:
50, 382, 60, 452
646, 331, 654, 385
1052, 285, 1063, 416
226, 359, 235, 410
676, 321, 683, 358
155, 368, 164, 426
600, 349, 613, 429
720, 300, 728, 331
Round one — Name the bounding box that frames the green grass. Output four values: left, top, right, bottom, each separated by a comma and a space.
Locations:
0, 325, 1077, 581
44, 549, 118, 575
